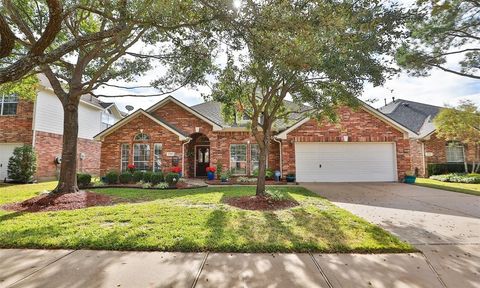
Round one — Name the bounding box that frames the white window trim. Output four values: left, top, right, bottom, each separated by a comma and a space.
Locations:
133, 143, 151, 171
153, 143, 162, 172
120, 143, 130, 172
249, 143, 269, 176
446, 141, 464, 163
230, 144, 247, 176
0, 94, 19, 116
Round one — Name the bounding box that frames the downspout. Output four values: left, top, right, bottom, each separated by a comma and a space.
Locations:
421, 141, 426, 177
273, 137, 282, 177
182, 137, 192, 178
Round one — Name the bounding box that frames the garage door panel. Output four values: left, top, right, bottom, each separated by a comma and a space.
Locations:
295, 143, 396, 182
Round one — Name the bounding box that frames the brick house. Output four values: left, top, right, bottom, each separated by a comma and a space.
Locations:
0, 75, 124, 181
95, 96, 415, 182
379, 99, 478, 177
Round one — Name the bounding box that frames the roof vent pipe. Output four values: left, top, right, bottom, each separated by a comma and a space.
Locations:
392, 96, 395, 102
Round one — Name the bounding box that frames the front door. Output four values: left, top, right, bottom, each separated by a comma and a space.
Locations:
195, 146, 210, 177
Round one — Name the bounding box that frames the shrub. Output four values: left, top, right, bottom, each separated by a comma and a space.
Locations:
150, 172, 164, 185
7, 145, 37, 183
265, 169, 274, 180
155, 182, 169, 189
216, 161, 223, 180
265, 189, 289, 201
143, 171, 153, 183
119, 172, 133, 184
237, 177, 257, 183
430, 173, 480, 184
427, 163, 472, 176
77, 173, 92, 188
142, 182, 152, 189
165, 172, 180, 187
132, 171, 145, 183
104, 171, 119, 184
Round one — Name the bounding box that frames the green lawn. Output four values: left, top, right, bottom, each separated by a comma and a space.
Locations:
415, 178, 480, 196
0, 182, 413, 253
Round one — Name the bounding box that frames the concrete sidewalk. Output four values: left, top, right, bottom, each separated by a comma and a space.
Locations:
1, 249, 446, 288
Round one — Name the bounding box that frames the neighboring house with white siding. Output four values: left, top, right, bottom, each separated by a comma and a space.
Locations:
0, 75, 124, 181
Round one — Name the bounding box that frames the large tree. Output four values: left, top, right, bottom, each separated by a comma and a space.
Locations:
397, 0, 480, 79
434, 100, 480, 173
201, 0, 406, 196
6, 0, 218, 193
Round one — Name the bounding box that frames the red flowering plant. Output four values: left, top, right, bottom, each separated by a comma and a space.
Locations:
171, 167, 182, 174
127, 164, 136, 174
206, 167, 216, 173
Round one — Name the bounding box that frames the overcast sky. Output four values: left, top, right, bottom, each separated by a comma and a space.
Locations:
97, 1, 480, 113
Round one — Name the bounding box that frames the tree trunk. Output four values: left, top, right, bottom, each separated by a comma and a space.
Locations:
53, 99, 80, 193
256, 131, 270, 197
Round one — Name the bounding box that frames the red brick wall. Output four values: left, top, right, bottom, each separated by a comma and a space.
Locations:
99, 113, 184, 175
409, 140, 425, 177
0, 99, 34, 144
280, 106, 411, 181
34, 131, 101, 180
412, 133, 479, 177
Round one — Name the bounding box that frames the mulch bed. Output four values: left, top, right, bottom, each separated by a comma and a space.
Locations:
88, 182, 205, 190
223, 195, 299, 211
1, 191, 116, 213
206, 180, 293, 185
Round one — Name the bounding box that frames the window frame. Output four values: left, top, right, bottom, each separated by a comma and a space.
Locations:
230, 144, 247, 175
134, 133, 150, 141
249, 143, 269, 175
120, 143, 130, 172
446, 141, 464, 163
0, 94, 19, 116
153, 143, 162, 172
133, 143, 151, 171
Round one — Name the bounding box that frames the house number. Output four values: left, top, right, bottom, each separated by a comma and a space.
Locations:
166, 152, 175, 157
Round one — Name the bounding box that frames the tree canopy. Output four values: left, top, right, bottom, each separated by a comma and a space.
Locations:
397, 0, 480, 79
197, 0, 407, 195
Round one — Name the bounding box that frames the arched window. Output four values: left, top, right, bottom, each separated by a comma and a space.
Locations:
134, 133, 150, 141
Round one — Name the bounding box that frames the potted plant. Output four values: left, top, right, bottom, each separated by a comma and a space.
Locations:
220, 170, 231, 183
206, 166, 216, 180
127, 164, 136, 174
404, 171, 416, 184
171, 166, 182, 177
286, 172, 296, 183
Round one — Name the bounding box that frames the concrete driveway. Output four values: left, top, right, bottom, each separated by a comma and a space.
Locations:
302, 182, 480, 288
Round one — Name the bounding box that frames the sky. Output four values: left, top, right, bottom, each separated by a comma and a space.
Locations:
97, 1, 480, 113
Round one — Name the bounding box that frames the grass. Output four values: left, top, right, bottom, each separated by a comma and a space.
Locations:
0, 182, 414, 253
415, 178, 480, 196
415, 177, 480, 196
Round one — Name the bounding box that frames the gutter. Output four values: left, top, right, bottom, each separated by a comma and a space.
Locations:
273, 137, 283, 176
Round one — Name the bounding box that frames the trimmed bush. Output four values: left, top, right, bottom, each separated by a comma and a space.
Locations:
165, 172, 180, 187
104, 171, 119, 184
430, 173, 480, 184
155, 182, 169, 189
265, 169, 274, 180
150, 172, 164, 185
119, 172, 133, 184
77, 173, 92, 188
7, 145, 37, 183
132, 171, 145, 183
143, 171, 153, 183
427, 163, 472, 176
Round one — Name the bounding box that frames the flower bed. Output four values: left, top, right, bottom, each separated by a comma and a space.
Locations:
429, 173, 480, 184
206, 176, 293, 185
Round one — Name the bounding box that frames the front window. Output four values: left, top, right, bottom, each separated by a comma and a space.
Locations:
153, 143, 162, 172
134, 143, 150, 171
101, 109, 115, 130
0, 94, 19, 115
446, 141, 464, 163
250, 144, 260, 174
230, 144, 247, 175
121, 144, 129, 172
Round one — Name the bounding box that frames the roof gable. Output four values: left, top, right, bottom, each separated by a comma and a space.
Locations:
94, 109, 188, 141
146, 96, 222, 131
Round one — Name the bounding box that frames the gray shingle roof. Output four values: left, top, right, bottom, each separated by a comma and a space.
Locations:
190, 100, 309, 130
379, 99, 442, 136
149, 114, 189, 137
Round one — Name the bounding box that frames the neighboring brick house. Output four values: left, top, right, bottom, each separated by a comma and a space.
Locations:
0, 75, 124, 181
95, 96, 414, 182
379, 99, 478, 177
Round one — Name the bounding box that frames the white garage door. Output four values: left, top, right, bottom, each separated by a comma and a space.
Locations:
295, 142, 397, 182
0, 143, 22, 180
